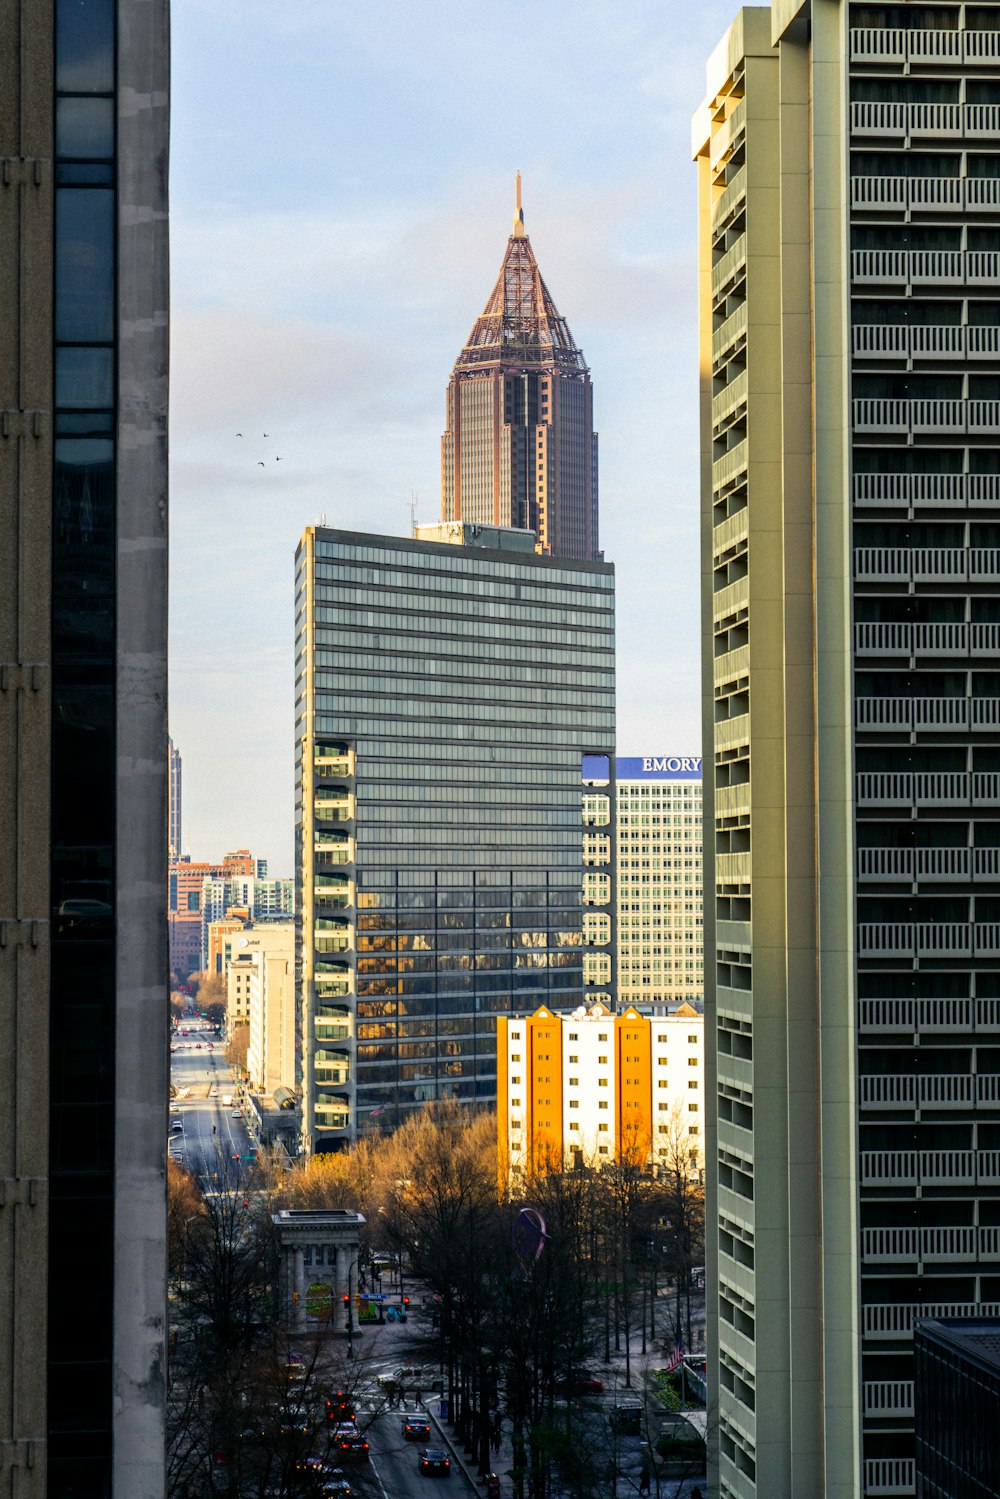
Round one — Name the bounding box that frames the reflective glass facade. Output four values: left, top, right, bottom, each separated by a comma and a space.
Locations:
295, 526, 615, 1148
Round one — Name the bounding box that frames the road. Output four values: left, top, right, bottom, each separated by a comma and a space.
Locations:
366, 1402, 478, 1499
169, 1029, 255, 1185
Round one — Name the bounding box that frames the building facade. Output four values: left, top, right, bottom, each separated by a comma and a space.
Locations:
0, 3, 169, 1495
200, 872, 293, 970
238, 923, 296, 1099
168, 735, 182, 861
167, 849, 259, 978
694, 5, 1000, 1496
914, 1317, 1000, 1499
497, 1002, 704, 1178
614, 757, 704, 1010
441, 178, 600, 562
295, 522, 615, 1152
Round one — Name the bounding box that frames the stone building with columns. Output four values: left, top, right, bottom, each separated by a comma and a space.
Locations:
272, 1208, 365, 1330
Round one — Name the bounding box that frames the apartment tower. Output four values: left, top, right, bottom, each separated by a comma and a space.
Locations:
695, 4, 1000, 1496
295, 522, 615, 1151
441, 177, 600, 561
0, 3, 169, 1495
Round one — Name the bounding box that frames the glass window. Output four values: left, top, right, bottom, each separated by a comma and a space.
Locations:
55, 347, 114, 408
55, 189, 114, 342
57, 97, 114, 158
56, 0, 114, 93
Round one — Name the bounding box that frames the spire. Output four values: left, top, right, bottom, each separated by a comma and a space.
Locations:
452, 187, 587, 375
513, 169, 525, 239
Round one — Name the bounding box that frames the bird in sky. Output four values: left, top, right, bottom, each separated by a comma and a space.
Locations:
263, 432, 270, 437
276, 456, 283, 462
257, 461, 265, 468
236, 432, 243, 437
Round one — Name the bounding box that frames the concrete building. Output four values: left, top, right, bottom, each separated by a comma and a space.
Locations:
295, 522, 615, 1152
241, 924, 296, 1099
272, 1209, 365, 1331
0, 3, 169, 1495
167, 849, 258, 978
169, 736, 182, 861
580, 755, 617, 1010
694, 6, 1000, 1495
441, 177, 599, 561
613, 757, 704, 1010
497, 1002, 704, 1179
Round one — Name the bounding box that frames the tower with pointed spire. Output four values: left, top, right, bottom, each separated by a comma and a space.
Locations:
441, 176, 599, 561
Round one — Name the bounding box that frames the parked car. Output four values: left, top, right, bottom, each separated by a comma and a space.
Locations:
610, 1401, 643, 1435
419, 1448, 451, 1477
556, 1371, 603, 1395
403, 1416, 432, 1441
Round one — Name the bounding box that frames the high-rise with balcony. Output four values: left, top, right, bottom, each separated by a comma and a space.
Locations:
0, 3, 169, 1494
295, 522, 615, 1152
694, 5, 1000, 1497
441, 177, 600, 561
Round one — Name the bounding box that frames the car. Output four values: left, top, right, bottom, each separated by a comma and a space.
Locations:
195, 1043, 203, 1050
418, 1448, 451, 1476
610, 1401, 644, 1435
403, 1416, 432, 1441
294, 1454, 328, 1474
325, 1393, 356, 1423
170, 1121, 183, 1133
231, 1110, 241, 1118
320, 1481, 352, 1498
332, 1428, 368, 1460
556, 1371, 603, 1395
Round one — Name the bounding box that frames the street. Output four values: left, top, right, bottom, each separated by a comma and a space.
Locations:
169, 1029, 255, 1184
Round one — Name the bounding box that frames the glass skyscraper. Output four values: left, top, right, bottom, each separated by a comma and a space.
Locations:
294, 522, 615, 1151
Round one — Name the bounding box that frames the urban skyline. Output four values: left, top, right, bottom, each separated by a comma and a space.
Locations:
167, 0, 742, 869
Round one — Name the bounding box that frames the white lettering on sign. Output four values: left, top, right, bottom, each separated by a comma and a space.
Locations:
641, 757, 702, 774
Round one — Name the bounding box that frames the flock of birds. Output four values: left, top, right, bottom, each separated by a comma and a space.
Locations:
235, 432, 283, 467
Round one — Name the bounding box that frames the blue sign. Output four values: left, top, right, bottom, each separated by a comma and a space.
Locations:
616, 756, 702, 781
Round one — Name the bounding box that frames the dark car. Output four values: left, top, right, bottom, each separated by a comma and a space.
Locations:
419, 1448, 451, 1476
332, 1429, 369, 1461
556, 1371, 603, 1395
403, 1415, 432, 1441
325, 1392, 356, 1423
610, 1401, 643, 1435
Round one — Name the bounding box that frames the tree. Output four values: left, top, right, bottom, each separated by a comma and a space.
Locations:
655, 1108, 705, 1350
226, 1023, 249, 1074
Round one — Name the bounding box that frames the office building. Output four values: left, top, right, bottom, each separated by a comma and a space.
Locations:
168, 736, 182, 860
694, 5, 1000, 1495
497, 1002, 704, 1180
295, 522, 615, 1152
441, 177, 600, 561
237, 923, 296, 1099
580, 755, 617, 1009
914, 1317, 1000, 1499
200, 872, 293, 969
614, 757, 704, 1010
167, 849, 258, 978
0, 3, 169, 1495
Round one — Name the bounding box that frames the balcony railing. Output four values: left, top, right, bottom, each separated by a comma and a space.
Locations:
859, 1072, 984, 1111
852, 249, 1000, 288
864, 1301, 1000, 1341
853, 399, 995, 435
859, 1150, 979, 1186
712, 302, 748, 369
852, 325, 998, 362
862, 1381, 914, 1419
856, 770, 1000, 807
853, 472, 976, 508
858, 998, 1000, 1035
712, 369, 748, 432
712, 439, 748, 494
711, 235, 747, 303
857, 846, 970, 883
854, 621, 1000, 659
854, 696, 971, 731
857, 924, 1000, 958
862, 1458, 914, 1497
712, 164, 747, 232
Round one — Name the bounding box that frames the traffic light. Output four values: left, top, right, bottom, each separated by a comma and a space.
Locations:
243, 1197, 249, 1208
402, 1295, 409, 1307
293, 1291, 300, 1306
343, 1294, 350, 1307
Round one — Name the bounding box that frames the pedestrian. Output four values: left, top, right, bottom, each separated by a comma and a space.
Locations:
691, 1488, 703, 1499
639, 1466, 651, 1495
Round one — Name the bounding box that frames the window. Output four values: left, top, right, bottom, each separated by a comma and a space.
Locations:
658, 1057, 668, 1066
658, 1081, 668, 1089
510, 1099, 520, 1107
688, 1034, 698, 1043
569, 1100, 579, 1109
598, 1079, 608, 1087
598, 1123, 609, 1132
688, 1080, 698, 1090
599, 1101, 608, 1110
689, 1127, 700, 1137
569, 1078, 578, 1087
568, 1055, 578, 1063
569, 1123, 579, 1131
511, 1053, 521, 1062
598, 1055, 608, 1065
688, 1104, 699, 1113
688, 1058, 698, 1067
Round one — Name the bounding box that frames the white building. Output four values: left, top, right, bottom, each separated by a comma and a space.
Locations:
225, 923, 295, 1096
614, 757, 703, 1010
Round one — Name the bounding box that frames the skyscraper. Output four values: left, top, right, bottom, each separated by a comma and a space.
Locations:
695, 6, 1000, 1496
0, 3, 169, 1495
295, 522, 615, 1151
441, 176, 600, 561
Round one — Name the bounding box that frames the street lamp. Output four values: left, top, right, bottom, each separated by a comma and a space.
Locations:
344, 1255, 360, 1358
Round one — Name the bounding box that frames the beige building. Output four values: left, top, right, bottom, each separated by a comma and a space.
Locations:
695, 5, 1000, 1497
243, 925, 296, 1099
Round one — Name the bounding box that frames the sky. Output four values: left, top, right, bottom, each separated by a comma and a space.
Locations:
169, 0, 739, 874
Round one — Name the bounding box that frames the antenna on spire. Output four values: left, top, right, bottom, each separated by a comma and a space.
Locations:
513, 169, 525, 239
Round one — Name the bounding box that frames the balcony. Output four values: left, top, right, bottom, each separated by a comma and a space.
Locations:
711, 235, 747, 304
849, 28, 906, 63
856, 998, 1000, 1035
864, 1302, 1000, 1342
712, 439, 748, 495
712, 164, 747, 233
710, 95, 746, 171
853, 472, 971, 508
857, 846, 970, 883
714, 782, 749, 818
851, 249, 996, 289
712, 369, 748, 434
854, 696, 970, 731
854, 547, 911, 581
860, 1072, 977, 1111
860, 1150, 978, 1186
857, 924, 1000, 959
862, 1381, 914, 1419
852, 325, 978, 362
862, 1459, 914, 1497
852, 399, 972, 436
713, 506, 749, 558
712, 302, 748, 369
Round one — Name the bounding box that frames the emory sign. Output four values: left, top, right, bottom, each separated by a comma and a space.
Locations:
641, 756, 701, 774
